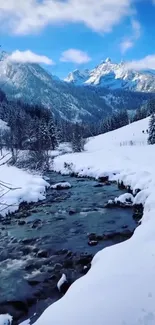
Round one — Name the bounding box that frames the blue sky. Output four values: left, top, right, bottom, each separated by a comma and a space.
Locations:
0, 0, 155, 78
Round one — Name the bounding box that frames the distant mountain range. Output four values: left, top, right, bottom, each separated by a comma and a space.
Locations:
0, 52, 154, 123
65, 58, 155, 93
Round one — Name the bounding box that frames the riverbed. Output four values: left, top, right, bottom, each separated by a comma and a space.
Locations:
0, 172, 136, 324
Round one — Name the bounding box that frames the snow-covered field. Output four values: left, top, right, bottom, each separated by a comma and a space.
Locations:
0, 163, 49, 216
32, 117, 155, 325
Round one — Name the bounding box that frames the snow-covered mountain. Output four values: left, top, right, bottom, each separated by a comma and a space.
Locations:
64, 69, 90, 85
65, 58, 155, 92
0, 51, 112, 122
0, 52, 152, 122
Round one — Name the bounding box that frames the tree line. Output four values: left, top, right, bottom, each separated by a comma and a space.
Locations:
0, 88, 155, 169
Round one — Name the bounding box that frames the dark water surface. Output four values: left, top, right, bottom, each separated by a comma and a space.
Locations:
0, 172, 136, 324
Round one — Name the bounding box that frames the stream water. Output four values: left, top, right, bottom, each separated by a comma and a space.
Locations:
0, 172, 136, 324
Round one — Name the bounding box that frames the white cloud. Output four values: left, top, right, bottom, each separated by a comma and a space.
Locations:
60, 49, 91, 64
120, 40, 134, 54
120, 19, 141, 54
7, 50, 54, 65
0, 0, 133, 35
126, 55, 155, 71
131, 19, 141, 39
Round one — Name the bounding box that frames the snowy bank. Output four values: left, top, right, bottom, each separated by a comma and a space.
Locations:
34, 117, 155, 325
0, 314, 12, 325
0, 164, 49, 216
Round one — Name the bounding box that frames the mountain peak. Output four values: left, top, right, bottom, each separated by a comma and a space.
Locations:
105, 57, 111, 63
0, 51, 9, 61
64, 58, 155, 92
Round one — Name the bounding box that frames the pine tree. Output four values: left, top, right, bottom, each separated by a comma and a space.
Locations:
148, 114, 155, 145
71, 123, 86, 152
147, 99, 155, 115
48, 118, 58, 150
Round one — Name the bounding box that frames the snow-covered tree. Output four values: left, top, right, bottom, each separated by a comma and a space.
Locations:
71, 123, 86, 152
148, 114, 155, 145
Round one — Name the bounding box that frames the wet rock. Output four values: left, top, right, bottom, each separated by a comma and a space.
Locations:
81, 264, 91, 275
21, 246, 32, 255
10, 237, 18, 244
133, 204, 143, 220
53, 263, 63, 271
127, 186, 133, 194
94, 183, 104, 188
118, 181, 126, 190
105, 198, 133, 208
98, 176, 109, 183
0, 300, 29, 321
76, 254, 93, 266
18, 220, 26, 226
69, 209, 76, 215
88, 240, 98, 246
66, 251, 72, 258
120, 229, 133, 238
30, 209, 38, 213
105, 181, 111, 186
51, 182, 71, 190
134, 188, 141, 196
63, 259, 73, 268
56, 249, 68, 255
27, 273, 49, 286
15, 211, 31, 219
122, 225, 128, 229
103, 229, 133, 240
88, 233, 103, 242
22, 238, 36, 245
0, 250, 9, 262
57, 274, 70, 294
31, 219, 42, 229
37, 250, 48, 258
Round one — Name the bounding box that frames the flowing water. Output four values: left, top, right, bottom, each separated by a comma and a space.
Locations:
0, 172, 136, 324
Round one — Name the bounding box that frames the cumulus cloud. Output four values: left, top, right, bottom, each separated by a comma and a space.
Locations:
0, 0, 133, 35
8, 50, 54, 65
60, 49, 91, 64
120, 19, 141, 54
126, 55, 155, 71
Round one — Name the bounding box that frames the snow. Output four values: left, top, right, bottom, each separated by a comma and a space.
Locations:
57, 274, 67, 292
51, 182, 71, 190
114, 193, 134, 205
34, 117, 155, 325
0, 314, 12, 325
0, 119, 9, 131
65, 59, 155, 92
0, 164, 49, 216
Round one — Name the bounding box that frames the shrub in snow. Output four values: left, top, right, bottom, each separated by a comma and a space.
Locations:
51, 182, 71, 190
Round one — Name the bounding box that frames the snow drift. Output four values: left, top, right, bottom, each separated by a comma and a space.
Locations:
0, 164, 49, 216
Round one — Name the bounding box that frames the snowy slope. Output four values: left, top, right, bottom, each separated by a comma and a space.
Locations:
65, 58, 155, 92
33, 117, 155, 325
